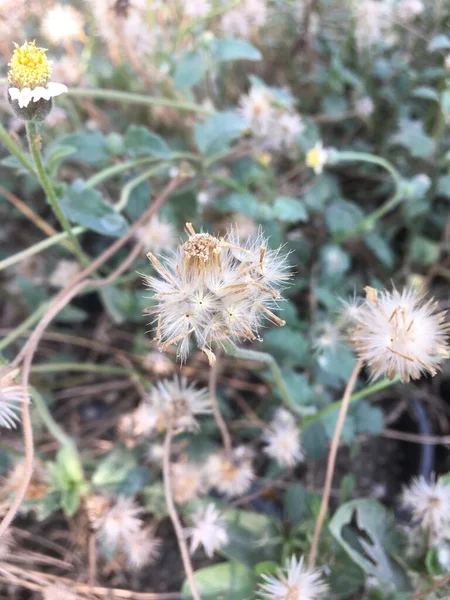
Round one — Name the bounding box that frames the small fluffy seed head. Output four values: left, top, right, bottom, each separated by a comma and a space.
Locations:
263, 408, 303, 468
0, 367, 30, 429
8, 41, 52, 88
41, 5, 86, 44
172, 461, 205, 503
401, 476, 450, 536
205, 446, 254, 497
122, 525, 161, 569
257, 555, 328, 600
95, 497, 143, 547
344, 287, 449, 383
186, 503, 228, 558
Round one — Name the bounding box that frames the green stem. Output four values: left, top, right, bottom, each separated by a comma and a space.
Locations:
67, 87, 214, 115
85, 157, 158, 188
0, 121, 36, 175
26, 121, 90, 267
31, 387, 73, 447
115, 163, 174, 212
0, 302, 49, 352
31, 362, 130, 376
0, 226, 85, 273
223, 343, 310, 416
332, 151, 404, 242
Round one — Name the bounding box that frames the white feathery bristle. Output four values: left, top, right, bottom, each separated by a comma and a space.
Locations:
257, 555, 328, 600
401, 476, 450, 536
186, 503, 228, 558
263, 408, 303, 468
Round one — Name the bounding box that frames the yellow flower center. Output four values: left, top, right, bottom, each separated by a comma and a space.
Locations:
8, 41, 52, 89
306, 146, 323, 169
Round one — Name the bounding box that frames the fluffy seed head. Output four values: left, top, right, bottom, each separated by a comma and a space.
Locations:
186, 503, 228, 558
257, 555, 328, 600
95, 497, 143, 547
263, 408, 303, 468
171, 461, 205, 503
122, 525, 161, 569
344, 287, 449, 382
41, 5, 86, 44
8, 41, 52, 88
144, 223, 290, 365
401, 476, 450, 536
0, 367, 30, 429
205, 446, 254, 497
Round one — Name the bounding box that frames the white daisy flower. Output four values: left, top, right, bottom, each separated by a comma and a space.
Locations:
344, 287, 449, 382
258, 555, 328, 599
263, 408, 303, 468
239, 87, 275, 138
7, 41, 68, 109
186, 503, 228, 558
306, 142, 329, 175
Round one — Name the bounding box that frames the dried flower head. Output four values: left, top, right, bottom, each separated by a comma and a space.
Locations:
257, 555, 328, 600
171, 461, 205, 503
121, 376, 210, 437
122, 525, 162, 569
0, 367, 30, 429
186, 503, 228, 558
95, 497, 143, 547
41, 5, 86, 44
144, 223, 290, 365
205, 446, 254, 497
344, 287, 449, 382
7, 41, 68, 110
263, 408, 303, 468
401, 476, 450, 535
49, 259, 81, 288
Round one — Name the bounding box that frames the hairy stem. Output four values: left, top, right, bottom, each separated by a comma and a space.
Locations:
0, 121, 35, 175
308, 359, 363, 568
208, 354, 232, 456
26, 121, 90, 267
163, 426, 201, 600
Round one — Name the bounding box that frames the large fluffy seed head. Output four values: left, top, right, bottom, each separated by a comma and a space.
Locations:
172, 461, 205, 503
144, 223, 290, 365
186, 503, 228, 558
401, 476, 450, 535
258, 555, 328, 600
344, 287, 449, 383
8, 41, 52, 88
122, 525, 161, 569
41, 5, 86, 44
205, 446, 254, 497
263, 408, 303, 468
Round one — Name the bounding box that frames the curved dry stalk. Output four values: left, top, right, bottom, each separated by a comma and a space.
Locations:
308, 359, 364, 569
162, 425, 201, 600
0, 178, 183, 538
410, 571, 450, 600
208, 352, 232, 456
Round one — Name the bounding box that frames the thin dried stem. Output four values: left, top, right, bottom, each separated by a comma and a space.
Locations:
208, 351, 232, 457
410, 571, 450, 600
0, 178, 183, 538
162, 425, 201, 600
308, 359, 364, 569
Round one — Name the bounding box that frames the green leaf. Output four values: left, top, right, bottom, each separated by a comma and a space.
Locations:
124, 179, 152, 220
124, 124, 170, 158
61, 179, 129, 237
409, 236, 440, 266
428, 34, 450, 51
181, 561, 255, 600
194, 111, 247, 154
221, 509, 279, 566
365, 233, 394, 268
321, 407, 356, 443
353, 400, 384, 435
263, 327, 311, 368
45, 144, 77, 174
283, 483, 315, 525
218, 192, 259, 217
174, 52, 206, 89
329, 499, 411, 591
437, 174, 450, 198
325, 199, 364, 235
211, 38, 262, 62
56, 131, 109, 165
60, 486, 81, 516
412, 86, 440, 102
273, 197, 308, 223
92, 448, 137, 488
302, 420, 328, 460
101, 285, 148, 324
391, 119, 434, 159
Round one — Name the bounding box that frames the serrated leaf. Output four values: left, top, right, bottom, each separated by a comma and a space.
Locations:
174, 51, 206, 89
273, 197, 308, 222
194, 111, 247, 154
329, 499, 410, 591
124, 124, 170, 158
211, 38, 262, 62
61, 179, 129, 237
56, 131, 109, 165
182, 562, 255, 600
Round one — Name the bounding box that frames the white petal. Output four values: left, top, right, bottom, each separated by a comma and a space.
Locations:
9, 87, 33, 108
32, 86, 51, 102
46, 82, 68, 98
